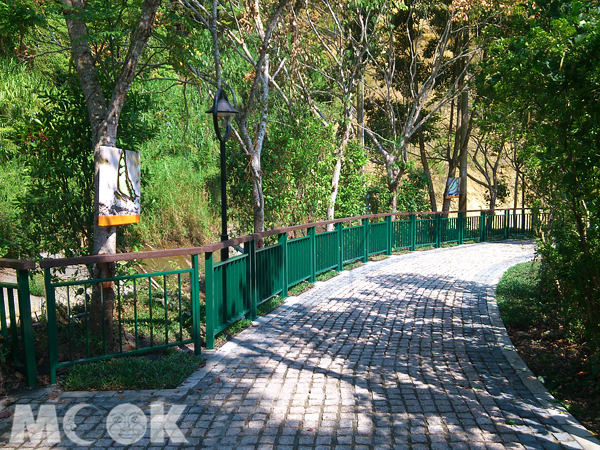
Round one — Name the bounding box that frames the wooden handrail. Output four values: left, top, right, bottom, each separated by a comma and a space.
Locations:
33, 207, 536, 268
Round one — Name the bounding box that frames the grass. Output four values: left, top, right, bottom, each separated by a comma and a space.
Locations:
62, 349, 204, 391
496, 260, 549, 328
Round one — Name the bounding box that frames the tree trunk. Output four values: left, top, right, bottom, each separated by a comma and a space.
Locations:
251, 152, 265, 246
326, 120, 352, 231
418, 126, 436, 212
63, 0, 161, 343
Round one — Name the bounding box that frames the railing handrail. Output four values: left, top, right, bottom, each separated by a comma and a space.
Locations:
15, 207, 536, 269
0, 259, 36, 270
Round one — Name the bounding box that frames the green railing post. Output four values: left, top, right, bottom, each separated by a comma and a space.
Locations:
504, 210, 510, 240
435, 213, 442, 248
336, 222, 344, 271
191, 254, 202, 355
362, 218, 369, 263
385, 216, 392, 255
16, 269, 36, 386
308, 227, 316, 282
204, 252, 215, 350
44, 268, 59, 385
278, 233, 288, 298
410, 214, 416, 251
246, 239, 258, 320
458, 212, 465, 245
480, 210, 487, 242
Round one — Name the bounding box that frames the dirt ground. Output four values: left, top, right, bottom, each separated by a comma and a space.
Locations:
506, 323, 600, 437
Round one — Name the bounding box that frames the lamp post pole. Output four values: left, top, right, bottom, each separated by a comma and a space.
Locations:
219, 137, 227, 260
207, 88, 239, 262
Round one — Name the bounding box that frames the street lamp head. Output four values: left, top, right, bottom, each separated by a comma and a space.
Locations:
206, 89, 239, 118
206, 88, 239, 143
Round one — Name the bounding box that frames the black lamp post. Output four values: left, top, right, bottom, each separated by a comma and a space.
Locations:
206, 88, 239, 261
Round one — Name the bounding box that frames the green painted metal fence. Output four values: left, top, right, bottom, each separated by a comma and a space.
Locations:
0, 260, 37, 387
0, 208, 538, 384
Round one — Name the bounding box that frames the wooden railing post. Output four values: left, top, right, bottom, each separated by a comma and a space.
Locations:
504, 210, 510, 240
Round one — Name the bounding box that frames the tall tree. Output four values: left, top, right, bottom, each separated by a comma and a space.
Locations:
62, 0, 161, 339
182, 0, 292, 238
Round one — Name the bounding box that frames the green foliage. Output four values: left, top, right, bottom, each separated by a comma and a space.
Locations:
336, 141, 368, 218
0, 0, 45, 57
366, 167, 431, 213
62, 350, 203, 391
480, 0, 600, 347
228, 106, 337, 233
0, 59, 51, 162
17, 79, 94, 258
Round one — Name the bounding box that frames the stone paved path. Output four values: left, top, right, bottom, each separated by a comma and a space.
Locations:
2, 240, 599, 449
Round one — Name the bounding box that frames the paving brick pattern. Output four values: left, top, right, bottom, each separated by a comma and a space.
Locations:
2, 240, 599, 449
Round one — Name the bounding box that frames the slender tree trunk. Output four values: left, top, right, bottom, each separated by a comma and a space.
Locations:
326, 120, 352, 231
251, 152, 265, 245
418, 126, 436, 211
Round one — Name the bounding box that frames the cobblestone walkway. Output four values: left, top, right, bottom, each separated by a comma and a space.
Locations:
2, 240, 600, 449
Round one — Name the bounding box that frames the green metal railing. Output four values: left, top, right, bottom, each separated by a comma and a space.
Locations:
40, 252, 203, 384
0, 259, 37, 387
1, 207, 538, 384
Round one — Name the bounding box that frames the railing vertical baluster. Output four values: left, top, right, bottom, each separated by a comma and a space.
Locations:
101, 286, 107, 355
178, 273, 183, 342
163, 275, 168, 345
279, 233, 288, 298
191, 254, 201, 355
44, 268, 59, 385
67, 288, 73, 361
205, 252, 215, 350
85, 285, 90, 358
308, 227, 316, 283
16, 269, 36, 387
133, 279, 138, 351
458, 212, 464, 245
117, 283, 123, 353
148, 278, 153, 348
362, 218, 369, 263
504, 210, 509, 240
0, 289, 7, 339
6, 289, 18, 363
